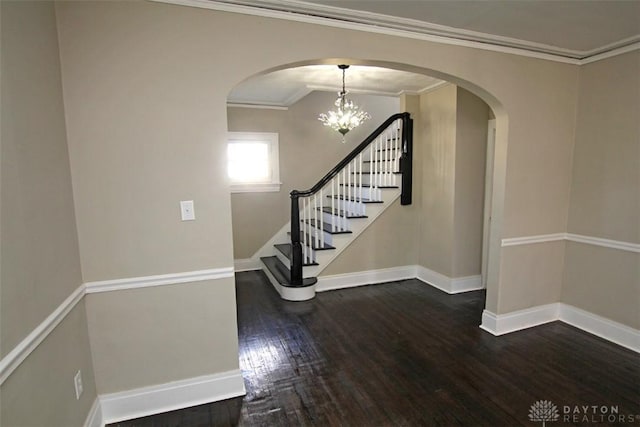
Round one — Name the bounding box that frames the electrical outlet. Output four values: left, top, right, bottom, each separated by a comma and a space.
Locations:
74, 370, 83, 400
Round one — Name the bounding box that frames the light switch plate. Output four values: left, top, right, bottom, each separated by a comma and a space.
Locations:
180, 200, 195, 221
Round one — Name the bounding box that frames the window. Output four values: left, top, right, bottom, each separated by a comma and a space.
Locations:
227, 132, 281, 193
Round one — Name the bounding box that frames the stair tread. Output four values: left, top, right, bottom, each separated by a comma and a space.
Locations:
327, 195, 384, 203
260, 256, 317, 288
319, 207, 367, 219
303, 219, 352, 234
363, 159, 398, 163
274, 243, 319, 266
351, 171, 401, 175
339, 183, 399, 189
376, 146, 401, 152
286, 232, 336, 250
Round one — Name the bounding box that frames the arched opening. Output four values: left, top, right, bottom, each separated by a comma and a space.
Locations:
226, 59, 508, 316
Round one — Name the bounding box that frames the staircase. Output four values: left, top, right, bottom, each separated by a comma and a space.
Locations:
259, 112, 413, 301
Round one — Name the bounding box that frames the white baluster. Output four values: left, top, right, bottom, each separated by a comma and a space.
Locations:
376, 137, 381, 199
394, 123, 399, 186
348, 162, 352, 217
342, 168, 347, 230
320, 188, 324, 249
373, 138, 378, 192
331, 177, 335, 232
302, 197, 307, 264
313, 194, 318, 251
388, 130, 392, 185
369, 144, 374, 206
384, 133, 388, 195
358, 153, 363, 215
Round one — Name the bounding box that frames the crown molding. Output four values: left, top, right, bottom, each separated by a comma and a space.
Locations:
579, 42, 640, 65
418, 81, 451, 95
227, 102, 289, 110
306, 84, 403, 98
151, 0, 640, 64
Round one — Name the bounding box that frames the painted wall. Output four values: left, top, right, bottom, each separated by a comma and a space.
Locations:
562, 51, 640, 328
453, 88, 490, 277
413, 85, 489, 278
0, 1, 96, 425
50, 0, 581, 397
54, 1, 246, 396
228, 91, 399, 259
417, 85, 458, 276
85, 278, 239, 394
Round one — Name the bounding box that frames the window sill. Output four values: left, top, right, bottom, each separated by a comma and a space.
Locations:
230, 182, 282, 193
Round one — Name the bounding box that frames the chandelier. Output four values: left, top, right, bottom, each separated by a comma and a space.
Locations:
318, 64, 370, 142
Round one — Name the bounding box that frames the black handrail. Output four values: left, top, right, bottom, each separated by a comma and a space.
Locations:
289, 112, 413, 286
291, 112, 411, 197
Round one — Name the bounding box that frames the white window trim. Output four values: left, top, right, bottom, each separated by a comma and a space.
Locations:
227, 131, 281, 193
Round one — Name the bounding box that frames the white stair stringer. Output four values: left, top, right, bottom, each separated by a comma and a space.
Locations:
302, 187, 401, 278
255, 187, 401, 301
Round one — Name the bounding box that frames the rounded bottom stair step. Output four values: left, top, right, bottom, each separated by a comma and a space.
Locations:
260, 256, 317, 301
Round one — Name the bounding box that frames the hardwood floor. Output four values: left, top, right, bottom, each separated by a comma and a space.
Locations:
110, 271, 640, 426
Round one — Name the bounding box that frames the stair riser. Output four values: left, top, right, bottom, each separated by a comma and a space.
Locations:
338, 187, 384, 200
320, 211, 351, 227
331, 199, 369, 212
261, 260, 316, 301
301, 224, 336, 245
274, 249, 292, 268
276, 246, 320, 266
356, 173, 400, 186
301, 210, 343, 227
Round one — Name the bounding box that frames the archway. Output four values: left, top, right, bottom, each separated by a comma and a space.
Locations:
227, 59, 509, 316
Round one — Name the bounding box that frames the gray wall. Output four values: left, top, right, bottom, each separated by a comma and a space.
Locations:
562, 51, 640, 328
0, 2, 96, 425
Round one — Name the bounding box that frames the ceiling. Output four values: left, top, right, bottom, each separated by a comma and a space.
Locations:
228, 65, 444, 107
217, 0, 640, 58
223, 0, 640, 107
301, 0, 640, 56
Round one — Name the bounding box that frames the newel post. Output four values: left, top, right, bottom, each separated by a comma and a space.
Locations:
400, 114, 413, 205
290, 191, 303, 286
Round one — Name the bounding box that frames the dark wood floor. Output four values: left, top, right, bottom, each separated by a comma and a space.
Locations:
111, 271, 640, 426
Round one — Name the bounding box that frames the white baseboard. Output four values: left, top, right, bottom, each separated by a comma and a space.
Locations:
480, 303, 640, 353
316, 265, 483, 295
316, 265, 417, 292
560, 304, 640, 353
100, 369, 246, 424
234, 258, 261, 272
480, 304, 560, 335
416, 266, 483, 294
84, 398, 103, 427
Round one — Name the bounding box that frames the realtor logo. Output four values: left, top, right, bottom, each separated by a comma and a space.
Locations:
529, 400, 560, 426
